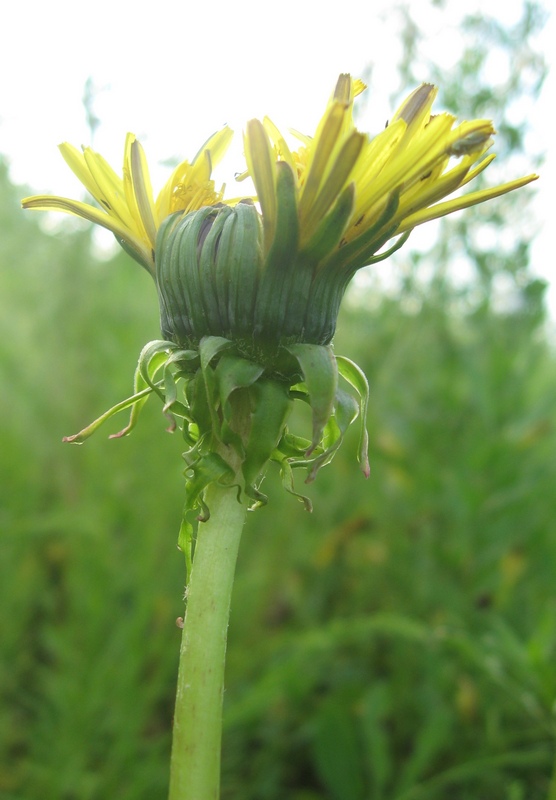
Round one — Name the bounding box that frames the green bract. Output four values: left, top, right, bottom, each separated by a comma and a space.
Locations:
63, 328, 370, 555
155, 163, 373, 352
61, 187, 371, 548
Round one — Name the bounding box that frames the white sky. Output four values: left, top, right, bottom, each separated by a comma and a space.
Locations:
2, 0, 553, 306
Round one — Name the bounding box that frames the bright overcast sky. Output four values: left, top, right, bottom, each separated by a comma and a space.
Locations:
2, 0, 553, 304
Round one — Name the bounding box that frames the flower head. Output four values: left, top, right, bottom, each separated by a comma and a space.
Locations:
22, 127, 233, 274
23, 75, 537, 348
22, 75, 538, 521
228, 74, 536, 346
243, 75, 537, 276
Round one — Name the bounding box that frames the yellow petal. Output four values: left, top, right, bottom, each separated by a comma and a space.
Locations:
124, 135, 158, 248
391, 84, 437, 132
59, 143, 104, 204
459, 153, 496, 186
21, 195, 153, 270
82, 147, 137, 230
298, 101, 349, 221
263, 116, 296, 177
398, 174, 539, 231
191, 126, 234, 168
301, 131, 365, 245
353, 113, 455, 229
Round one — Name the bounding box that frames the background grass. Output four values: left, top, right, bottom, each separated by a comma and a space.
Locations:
1, 146, 555, 799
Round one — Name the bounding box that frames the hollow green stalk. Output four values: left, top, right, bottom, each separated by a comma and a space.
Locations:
168, 481, 247, 800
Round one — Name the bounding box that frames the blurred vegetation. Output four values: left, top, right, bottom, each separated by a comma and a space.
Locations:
1, 2, 553, 798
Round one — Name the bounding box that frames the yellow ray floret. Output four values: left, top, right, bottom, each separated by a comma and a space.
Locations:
243, 76, 538, 271
22, 74, 537, 283
22, 127, 234, 274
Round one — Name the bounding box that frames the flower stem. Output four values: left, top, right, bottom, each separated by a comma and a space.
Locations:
168, 481, 247, 800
